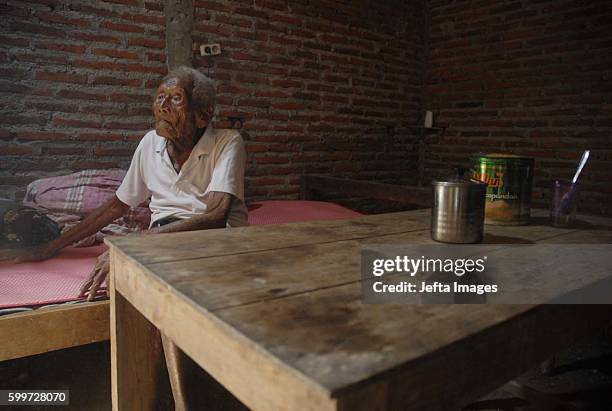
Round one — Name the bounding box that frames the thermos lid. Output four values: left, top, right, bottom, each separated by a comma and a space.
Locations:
432, 168, 487, 188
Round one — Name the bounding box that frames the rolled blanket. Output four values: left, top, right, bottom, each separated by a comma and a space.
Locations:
22, 169, 151, 246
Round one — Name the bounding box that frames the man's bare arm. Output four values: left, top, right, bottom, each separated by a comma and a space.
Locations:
79, 191, 234, 300
49, 195, 130, 251
0, 195, 129, 262
148, 191, 234, 234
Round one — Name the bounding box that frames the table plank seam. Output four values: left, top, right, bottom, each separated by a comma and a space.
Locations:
143, 227, 432, 266
143, 224, 586, 269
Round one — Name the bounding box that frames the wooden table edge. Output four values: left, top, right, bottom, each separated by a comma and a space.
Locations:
108, 242, 338, 411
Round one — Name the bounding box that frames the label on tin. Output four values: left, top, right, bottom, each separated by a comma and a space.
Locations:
471, 156, 534, 225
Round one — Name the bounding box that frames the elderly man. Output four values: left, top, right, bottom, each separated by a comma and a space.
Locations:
0, 66, 248, 299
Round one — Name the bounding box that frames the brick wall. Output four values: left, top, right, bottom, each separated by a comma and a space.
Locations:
426, 0, 612, 215
4, 0, 608, 215
192, 0, 425, 200
0, 0, 166, 200
0, 0, 425, 203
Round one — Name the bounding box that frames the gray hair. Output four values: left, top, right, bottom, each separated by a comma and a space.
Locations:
163, 66, 215, 117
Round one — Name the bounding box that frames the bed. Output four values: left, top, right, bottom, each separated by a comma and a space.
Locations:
0, 175, 429, 361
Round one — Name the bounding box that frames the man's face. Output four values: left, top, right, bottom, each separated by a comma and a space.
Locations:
152, 77, 197, 143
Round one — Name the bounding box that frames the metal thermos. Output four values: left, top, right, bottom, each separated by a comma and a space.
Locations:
431, 170, 487, 243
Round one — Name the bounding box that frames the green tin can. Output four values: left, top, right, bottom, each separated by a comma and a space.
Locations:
470, 153, 534, 225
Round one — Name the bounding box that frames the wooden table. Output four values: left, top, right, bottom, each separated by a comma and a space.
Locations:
107, 209, 612, 410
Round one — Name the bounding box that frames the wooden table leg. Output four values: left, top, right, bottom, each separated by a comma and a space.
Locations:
161, 334, 189, 411
110, 267, 172, 410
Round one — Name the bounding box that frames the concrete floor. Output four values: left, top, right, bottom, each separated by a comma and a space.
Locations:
1, 335, 611, 410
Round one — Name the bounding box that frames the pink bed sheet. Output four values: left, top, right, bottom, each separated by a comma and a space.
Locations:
248, 200, 362, 225
0, 245, 107, 309
0, 201, 361, 310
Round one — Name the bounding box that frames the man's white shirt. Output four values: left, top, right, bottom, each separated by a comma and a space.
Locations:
116, 125, 249, 227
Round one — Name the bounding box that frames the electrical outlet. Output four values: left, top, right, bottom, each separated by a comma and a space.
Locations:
200, 43, 221, 56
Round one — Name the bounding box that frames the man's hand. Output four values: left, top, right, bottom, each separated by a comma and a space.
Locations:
0, 244, 56, 263
79, 250, 110, 301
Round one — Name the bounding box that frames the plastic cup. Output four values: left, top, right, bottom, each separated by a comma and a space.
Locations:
550, 180, 580, 227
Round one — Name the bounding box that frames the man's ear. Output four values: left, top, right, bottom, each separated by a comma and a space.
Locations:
195, 107, 214, 128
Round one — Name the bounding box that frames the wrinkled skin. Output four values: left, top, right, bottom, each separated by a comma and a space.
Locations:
153, 77, 210, 155
78, 249, 110, 300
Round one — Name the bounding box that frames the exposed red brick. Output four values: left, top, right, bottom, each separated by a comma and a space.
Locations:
125, 133, 146, 142
0, 129, 14, 140
0, 80, 31, 94
93, 48, 140, 60
124, 63, 166, 74
35, 42, 87, 54
246, 144, 267, 153
269, 13, 301, 25
146, 52, 166, 62
74, 160, 122, 169
92, 76, 141, 86
233, 7, 269, 19
101, 21, 145, 33
57, 89, 106, 101
73, 59, 124, 71
10, 21, 65, 38
36, 71, 88, 84
269, 79, 303, 88
52, 117, 103, 128
229, 51, 266, 63
255, 0, 286, 12
194, 0, 232, 13
42, 146, 90, 156
71, 32, 122, 44
0, 35, 29, 47
237, 99, 271, 108
14, 131, 71, 141
108, 92, 151, 102
120, 12, 165, 25
93, 146, 136, 156
1, 4, 30, 18
144, 78, 162, 88
256, 155, 290, 164
127, 37, 165, 49
145, 2, 163, 12
215, 14, 252, 28
78, 132, 125, 142
101, 0, 138, 6
104, 121, 152, 130
13, 53, 68, 65
0, 175, 37, 185
29, 101, 79, 113
36, 12, 90, 27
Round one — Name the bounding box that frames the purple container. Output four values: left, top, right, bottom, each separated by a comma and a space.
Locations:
550, 180, 580, 227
